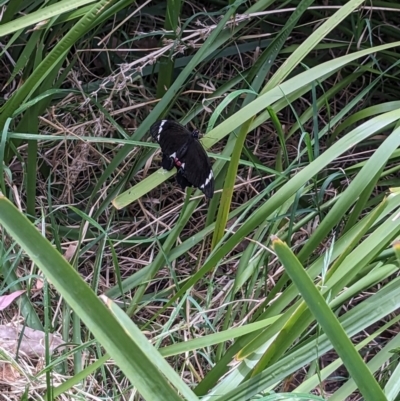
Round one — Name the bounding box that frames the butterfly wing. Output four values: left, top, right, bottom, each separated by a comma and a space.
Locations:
176, 169, 192, 191
150, 120, 191, 160
178, 139, 214, 199
150, 120, 214, 199
161, 153, 175, 170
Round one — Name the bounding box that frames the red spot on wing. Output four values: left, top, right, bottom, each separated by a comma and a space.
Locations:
174, 158, 182, 167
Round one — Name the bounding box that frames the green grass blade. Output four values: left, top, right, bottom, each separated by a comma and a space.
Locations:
0, 193, 187, 400
0, 0, 97, 37
271, 236, 387, 401
0, 0, 114, 131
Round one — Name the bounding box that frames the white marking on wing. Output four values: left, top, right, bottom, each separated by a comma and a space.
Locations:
170, 152, 176, 159
200, 170, 213, 189
158, 120, 167, 134
181, 163, 185, 169
205, 171, 213, 185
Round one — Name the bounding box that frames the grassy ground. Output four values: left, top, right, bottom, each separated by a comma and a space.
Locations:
1, 0, 400, 400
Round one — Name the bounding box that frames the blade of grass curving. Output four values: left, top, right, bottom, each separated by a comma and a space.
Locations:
297, 121, 400, 263
0, 0, 98, 37
0, 0, 115, 132
161, 316, 280, 358
288, 71, 364, 139
101, 296, 199, 401
271, 236, 387, 401
255, 192, 400, 328
206, 90, 258, 132
332, 328, 400, 400
238, 199, 400, 378
331, 101, 400, 142
0, 193, 188, 400
51, 353, 109, 397
215, 277, 400, 400
264, 0, 366, 91
267, 100, 400, 299
247, 0, 315, 100
211, 118, 253, 249
294, 314, 400, 394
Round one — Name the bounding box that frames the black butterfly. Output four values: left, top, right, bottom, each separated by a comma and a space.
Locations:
150, 120, 214, 199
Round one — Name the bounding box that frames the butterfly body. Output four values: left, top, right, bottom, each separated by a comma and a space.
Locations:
150, 120, 214, 198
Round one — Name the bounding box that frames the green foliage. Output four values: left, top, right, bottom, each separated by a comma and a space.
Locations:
1, 0, 400, 400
